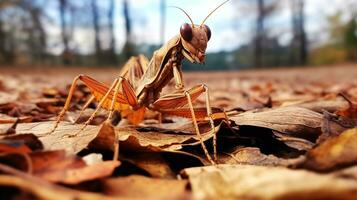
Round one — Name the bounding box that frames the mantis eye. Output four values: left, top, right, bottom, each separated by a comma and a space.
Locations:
180, 23, 193, 41
204, 25, 211, 41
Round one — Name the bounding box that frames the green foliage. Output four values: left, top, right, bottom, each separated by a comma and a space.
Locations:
344, 17, 357, 60
309, 13, 357, 65
309, 45, 348, 65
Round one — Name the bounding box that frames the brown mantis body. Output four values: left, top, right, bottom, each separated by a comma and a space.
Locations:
49, 1, 229, 165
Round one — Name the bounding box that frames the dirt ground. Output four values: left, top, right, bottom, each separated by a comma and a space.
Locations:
1, 63, 356, 109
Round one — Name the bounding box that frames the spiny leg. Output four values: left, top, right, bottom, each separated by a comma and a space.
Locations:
46, 75, 83, 136
74, 95, 95, 123
64, 78, 120, 138
203, 85, 217, 162
106, 76, 142, 160
107, 78, 123, 161
185, 91, 215, 165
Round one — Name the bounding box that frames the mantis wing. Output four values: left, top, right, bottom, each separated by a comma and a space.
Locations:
79, 75, 130, 111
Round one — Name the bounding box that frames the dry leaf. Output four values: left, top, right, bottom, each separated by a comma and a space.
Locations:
0, 134, 42, 172
0, 163, 119, 200
297, 100, 348, 113
102, 175, 190, 200
15, 121, 100, 154
121, 152, 176, 178
336, 93, 357, 118
38, 160, 120, 184
11, 120, 219, 155
318, 110, 355, 143
90, 120, 220, 152
219, 147, 303, 166
302, 128, 357, 172
2, 134, 43, 151
272, 131, 314, 151
230, 106, 323, 139
0, 140, 31, 154
182, 164, 357, 200
30, 150, 120, 184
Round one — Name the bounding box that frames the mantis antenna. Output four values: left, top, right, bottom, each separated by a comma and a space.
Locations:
171, 6, 195, 27
200, 0, 230, 26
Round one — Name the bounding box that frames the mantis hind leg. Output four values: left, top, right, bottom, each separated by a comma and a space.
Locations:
202, 85, 217, 162
74, 95, 95, 123
45, 75, 83, 136
185, 91, 216, 165
63, 78, 121, 138
152, 84, 222, 164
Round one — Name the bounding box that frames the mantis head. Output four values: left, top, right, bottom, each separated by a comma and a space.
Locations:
175, 0, 229, 64
180, 23, 210, 64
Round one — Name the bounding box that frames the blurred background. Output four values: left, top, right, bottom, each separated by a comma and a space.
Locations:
0, 0, 356, 70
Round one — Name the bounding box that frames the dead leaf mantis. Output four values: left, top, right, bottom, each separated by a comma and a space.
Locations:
48, 1, 230, 165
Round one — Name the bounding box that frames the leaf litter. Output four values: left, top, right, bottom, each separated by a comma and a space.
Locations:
0, 66, 357, 199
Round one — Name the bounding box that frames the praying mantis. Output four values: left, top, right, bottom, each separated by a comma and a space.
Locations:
49, 1, 230, 165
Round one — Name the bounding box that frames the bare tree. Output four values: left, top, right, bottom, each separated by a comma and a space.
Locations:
59, 0, 74, 64
91, 0, 102, 62
253, 0, 281, 68
122, 0, 134, 60
108, 0, 116, 60
290, 0, 306, 65
0, 17, 13, 63
23, 1, 47, 61
255, 0, 264, 68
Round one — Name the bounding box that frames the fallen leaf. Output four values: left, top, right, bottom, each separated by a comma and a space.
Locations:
12, 120, 219, 155
90, 120, 220, 152
336, 93, 357, 118
0, 163, 119, 200
39, 160, 120, 184
2, 134, 43, 151
120, 152, 176, 178
30, 150, 120, 184
0, 134, 43, 173
272, 131, 314, 151
15, 122, 99, 154
101, 175, 190, 200
230, 106, 323, 140
297, 100, 348, 114
182, 164, 357, 200
302, 128, 357, 172
42, 87, 59, 97
0, 141, 31, 154
219, 147, 303, 166
318, 110, 356, 143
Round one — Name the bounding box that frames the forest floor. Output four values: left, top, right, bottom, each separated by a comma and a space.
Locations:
0, 64, 356, 200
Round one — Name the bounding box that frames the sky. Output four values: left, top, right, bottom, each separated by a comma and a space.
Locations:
44, 0, 355, 55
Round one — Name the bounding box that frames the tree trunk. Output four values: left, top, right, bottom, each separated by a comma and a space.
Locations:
29, 6, 47, 62
122, 0, 133, 60
298, 0, 307, 65
255, 0, 264, 68
59, 0, 72, 65
91, 0, 102, 63
0, 18, 5, 61
290, 0, 306, 65
107, 0, 117, 63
